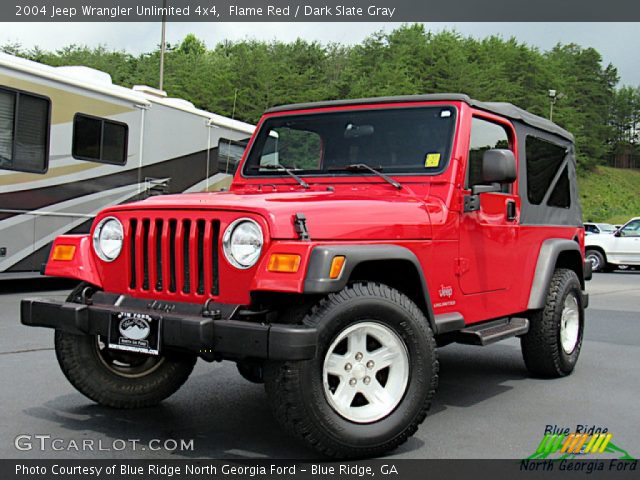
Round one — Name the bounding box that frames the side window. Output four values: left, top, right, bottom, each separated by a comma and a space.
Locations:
72, 114, 128, 165
526, 136, 569, 207
258, 127, 322, 170
468, 117, 511, 190
547, 164, 571, 208
0, 86, 50, 173
218, 138, 247, 174
620, 220, 640, 237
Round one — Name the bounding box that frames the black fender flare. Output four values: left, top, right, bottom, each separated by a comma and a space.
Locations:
303, 244, 436, 332
528, 238, 584, 310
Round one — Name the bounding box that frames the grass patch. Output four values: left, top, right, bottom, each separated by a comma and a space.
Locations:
578, 166, 640, 224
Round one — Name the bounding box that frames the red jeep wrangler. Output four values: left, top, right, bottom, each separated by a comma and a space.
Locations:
22, 94, 590, 458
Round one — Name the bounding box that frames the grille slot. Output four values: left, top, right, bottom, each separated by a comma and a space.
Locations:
154, 219, 163, 291
128, 216, 220, 298
182, 219, 191, 293
129, 219, 138, 289
142, 219, 150, 291
168, 219, 177, 292
196, 220, 205, 295
211, 221, 220, 296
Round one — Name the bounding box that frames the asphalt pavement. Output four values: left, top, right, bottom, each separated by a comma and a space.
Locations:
0, 272, 638, 459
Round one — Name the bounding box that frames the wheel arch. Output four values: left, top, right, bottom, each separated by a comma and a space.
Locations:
528, 239, 585, 310
303, 245, 436, 332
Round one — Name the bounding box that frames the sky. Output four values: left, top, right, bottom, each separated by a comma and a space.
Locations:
1, 22, 639, 86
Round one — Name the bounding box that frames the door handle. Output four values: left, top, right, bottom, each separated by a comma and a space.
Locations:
506, 200, 517, 221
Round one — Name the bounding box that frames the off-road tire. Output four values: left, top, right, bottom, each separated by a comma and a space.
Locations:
521, 268, 584, 378
264, 282, 438, 459
585, 249, 606, 273
54, 286, 196, 408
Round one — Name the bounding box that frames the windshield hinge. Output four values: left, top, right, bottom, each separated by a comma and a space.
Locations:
293, 213, 310, 241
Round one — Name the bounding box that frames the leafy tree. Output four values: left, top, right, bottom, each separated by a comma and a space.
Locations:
2, 27, 635, 170
177, 33, 206, 56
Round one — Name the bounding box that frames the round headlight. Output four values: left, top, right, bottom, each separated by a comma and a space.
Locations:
223, 218, 264, 269
93, 217, 124, 262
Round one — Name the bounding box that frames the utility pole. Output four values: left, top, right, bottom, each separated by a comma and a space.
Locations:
159, 0, 167, 91
548, 89, 556, 122
548, 90, 565, 122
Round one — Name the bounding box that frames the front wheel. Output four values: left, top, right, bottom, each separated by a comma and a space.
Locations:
55, 331, 196, 408
54, 286, 197, 408
521, 268, 585, 377
264, 282, 438, 458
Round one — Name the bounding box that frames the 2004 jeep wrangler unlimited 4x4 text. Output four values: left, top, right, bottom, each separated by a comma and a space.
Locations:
22, 94, 591, 458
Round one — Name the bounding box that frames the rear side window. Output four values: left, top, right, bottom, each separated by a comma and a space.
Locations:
547, 165, 571, 208
0, 86, 50, 173
526, 136, 569, 206
467, 117, 511, 189
73, 113, 128, 165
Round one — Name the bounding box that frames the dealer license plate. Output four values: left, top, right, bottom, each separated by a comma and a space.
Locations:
108, 311, 161, 356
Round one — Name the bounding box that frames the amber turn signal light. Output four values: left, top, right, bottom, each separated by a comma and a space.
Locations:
329, 256, 346, 279
52, 245, 76, 261
268, 254, 301, 273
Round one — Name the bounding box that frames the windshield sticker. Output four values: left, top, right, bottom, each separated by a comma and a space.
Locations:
425, 153, 441, 168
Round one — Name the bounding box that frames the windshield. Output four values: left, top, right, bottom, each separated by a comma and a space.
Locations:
599, 224, 616, 233
243, 106, 457, 177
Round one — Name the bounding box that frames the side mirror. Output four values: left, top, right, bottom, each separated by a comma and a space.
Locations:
470, 149, 517, 195
465, 149, 517, 212
482, 149, 517, 184
614, 231, 622, 237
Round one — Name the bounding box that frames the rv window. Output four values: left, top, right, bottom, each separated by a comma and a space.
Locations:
218, 138, 247, 174
0, 86, 50, 173
526, 136, 567, 205
72, 113, 128, 165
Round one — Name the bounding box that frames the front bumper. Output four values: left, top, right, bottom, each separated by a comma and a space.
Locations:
20, 294, 317, 361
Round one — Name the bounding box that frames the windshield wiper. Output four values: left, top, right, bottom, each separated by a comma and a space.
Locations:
251, 164, 309, 189
329, 164, 402, 190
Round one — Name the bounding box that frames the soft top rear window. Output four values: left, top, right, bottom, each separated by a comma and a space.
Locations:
243, 106, 457, 177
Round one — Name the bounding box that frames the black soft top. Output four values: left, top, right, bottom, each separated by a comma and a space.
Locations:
266, 94, 574, 142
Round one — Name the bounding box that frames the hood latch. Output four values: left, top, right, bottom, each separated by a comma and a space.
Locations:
293, 213, 310, 241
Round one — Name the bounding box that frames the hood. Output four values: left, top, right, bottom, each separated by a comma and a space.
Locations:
109, 186, 435, 240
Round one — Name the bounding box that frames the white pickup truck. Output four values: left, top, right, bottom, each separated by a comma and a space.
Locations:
585, 217, 640, 271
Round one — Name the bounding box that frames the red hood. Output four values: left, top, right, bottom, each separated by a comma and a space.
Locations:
106, 186, 435, 240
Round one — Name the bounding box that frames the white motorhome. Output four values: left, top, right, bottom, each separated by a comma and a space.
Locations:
0, 52, 254, 277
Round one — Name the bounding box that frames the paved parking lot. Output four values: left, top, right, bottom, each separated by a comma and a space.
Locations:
0, 272, 638, 459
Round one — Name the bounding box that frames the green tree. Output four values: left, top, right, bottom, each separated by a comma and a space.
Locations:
2, 27, 634, 171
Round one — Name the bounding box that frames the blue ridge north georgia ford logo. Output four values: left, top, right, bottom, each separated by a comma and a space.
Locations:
119, 315, 151, 341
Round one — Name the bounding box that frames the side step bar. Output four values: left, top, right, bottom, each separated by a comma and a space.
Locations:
455, 317, 529, 346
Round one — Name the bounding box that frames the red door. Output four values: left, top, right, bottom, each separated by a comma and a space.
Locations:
458, 114, 520, 295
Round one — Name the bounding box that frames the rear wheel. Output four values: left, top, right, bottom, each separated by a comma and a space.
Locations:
264, 282, 438, 458
521, 269, 584, 377
585, 249, 606, 272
